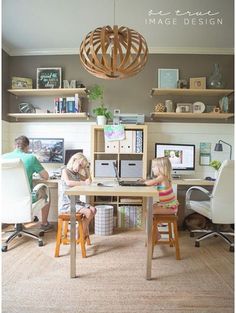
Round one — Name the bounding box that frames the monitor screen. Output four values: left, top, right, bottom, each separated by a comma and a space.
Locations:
29, 138, 64, 163
64, 149, 83, 165
155, 143, 195, 171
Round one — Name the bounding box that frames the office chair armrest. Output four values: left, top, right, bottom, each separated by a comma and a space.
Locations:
185, 186, 212, 205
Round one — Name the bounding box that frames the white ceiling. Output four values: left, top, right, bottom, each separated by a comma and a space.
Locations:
2, 0, 234, 56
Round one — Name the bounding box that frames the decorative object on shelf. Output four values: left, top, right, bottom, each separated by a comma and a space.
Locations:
192, 101, 205, 113
104, 124, 125, 141
18, 102, 36, 113
219, 96, 229, 113
37, 67, 62, 89
12, 77, 33, 89
214, 140, 232, 160
63, 80, 77, 88
177, 79, 188, 89
212, 106, 221, 113
80, 2, 148, 80
158, 69, 179, 88
165, 100, 173, 112
207, 63, 225, 89
154, 103, 165, 112
176, 103, 192, 113
89, 85, 112, 125
189, 77, 206, 89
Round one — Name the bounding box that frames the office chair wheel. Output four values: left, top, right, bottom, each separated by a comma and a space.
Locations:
38, 240, 44, 247
229, 246, 234, 252
2, 245, 7, 252
39, 231, 44, 237
190, 232, 194, 238
195, 241, 200, 248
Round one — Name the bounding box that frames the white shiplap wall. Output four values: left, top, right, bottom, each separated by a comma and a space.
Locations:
2, 121, 234, 177
2, 121, 234, 221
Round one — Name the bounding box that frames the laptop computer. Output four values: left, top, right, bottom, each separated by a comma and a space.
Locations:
113, 162, 147, 186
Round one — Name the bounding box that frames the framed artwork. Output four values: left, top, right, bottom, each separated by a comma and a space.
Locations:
199, 142, 211, 166
190, 77, 206, 89
176, 103, 192, 113
12, 76, 33, 89
29, 138, 64, 163
158, 68, 179, 88
37, 67, 62, 89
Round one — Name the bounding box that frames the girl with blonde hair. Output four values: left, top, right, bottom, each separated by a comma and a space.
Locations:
58, 153, 96, 238
144, 157, 179, 239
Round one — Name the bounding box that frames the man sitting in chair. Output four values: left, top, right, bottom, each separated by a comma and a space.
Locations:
2, 135, 53, 232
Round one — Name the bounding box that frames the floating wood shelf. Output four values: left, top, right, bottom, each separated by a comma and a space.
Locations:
8, 88, 87, 97
8, 112, 89, 120
151, 88, 234, 97
150, 112, 234, 120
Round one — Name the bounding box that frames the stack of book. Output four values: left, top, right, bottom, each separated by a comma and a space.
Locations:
54, 94, 81, 113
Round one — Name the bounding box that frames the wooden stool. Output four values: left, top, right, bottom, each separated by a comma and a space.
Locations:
152, 214, 181, 260
54, 213, 91, 258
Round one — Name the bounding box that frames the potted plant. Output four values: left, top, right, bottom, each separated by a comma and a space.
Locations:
210, 160, 222, 179
89, 85, 112, 125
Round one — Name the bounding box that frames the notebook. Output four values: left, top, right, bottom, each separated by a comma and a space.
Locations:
113, 162, 147, 187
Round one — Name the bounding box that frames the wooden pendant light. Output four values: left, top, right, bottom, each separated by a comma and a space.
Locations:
80, 25, 148, 79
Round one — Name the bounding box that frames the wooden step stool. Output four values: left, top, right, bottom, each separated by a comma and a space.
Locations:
152, 214, 181, 260
54, 213, 91, 258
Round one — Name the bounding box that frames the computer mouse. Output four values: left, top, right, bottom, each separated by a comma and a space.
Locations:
205, 176, 213, 181
97, 183, 103, 186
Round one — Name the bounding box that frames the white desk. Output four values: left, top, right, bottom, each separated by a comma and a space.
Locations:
65, 185, 157, 280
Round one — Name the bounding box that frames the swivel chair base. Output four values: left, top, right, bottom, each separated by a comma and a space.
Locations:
190, 229, 234, 252
2, 223, 44, 252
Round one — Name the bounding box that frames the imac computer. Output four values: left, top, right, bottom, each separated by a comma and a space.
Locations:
155, 143, 195, 178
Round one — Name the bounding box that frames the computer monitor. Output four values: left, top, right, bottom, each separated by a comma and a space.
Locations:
29, 138, 64, 163
64, 149, 83, 165
155, 143, 195, 177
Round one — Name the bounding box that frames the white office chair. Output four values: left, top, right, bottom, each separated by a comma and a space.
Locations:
1, 158, 44, 251
186, 160, 234, 252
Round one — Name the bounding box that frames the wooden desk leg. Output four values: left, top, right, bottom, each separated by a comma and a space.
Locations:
146, 197, 153, 280
70, 196, 76, 278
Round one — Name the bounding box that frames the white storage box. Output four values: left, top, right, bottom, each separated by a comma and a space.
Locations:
95, 205, 114, 236
120, 160, 143, 178
95, 160, 116, 177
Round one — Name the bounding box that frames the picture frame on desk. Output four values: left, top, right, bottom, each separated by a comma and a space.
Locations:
37, 67, 62, 89
158, 68, 179, 88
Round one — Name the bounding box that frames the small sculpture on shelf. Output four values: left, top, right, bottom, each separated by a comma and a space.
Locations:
207, 64, 225, 89
154, 103, 165, 112
18, 102, 36, 113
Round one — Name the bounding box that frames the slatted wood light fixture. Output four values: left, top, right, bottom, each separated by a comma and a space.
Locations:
80, 25, 148, 79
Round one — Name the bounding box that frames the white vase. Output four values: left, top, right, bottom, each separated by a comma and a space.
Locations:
96, 115, 107, 125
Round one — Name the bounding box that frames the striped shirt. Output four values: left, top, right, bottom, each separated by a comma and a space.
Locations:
156, 184, 179, 209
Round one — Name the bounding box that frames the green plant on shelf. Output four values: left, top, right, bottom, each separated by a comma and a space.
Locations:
89, 85, 112, 119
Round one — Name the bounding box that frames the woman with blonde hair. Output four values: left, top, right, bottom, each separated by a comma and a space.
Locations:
58, 153, 96, 238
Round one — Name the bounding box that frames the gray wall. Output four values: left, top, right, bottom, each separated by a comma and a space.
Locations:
2, 53, 234, 121
2, 50, 10, 120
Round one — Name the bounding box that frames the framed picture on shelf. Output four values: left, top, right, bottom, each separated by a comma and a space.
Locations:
158, 68, 179, 88
189, 77, 206, 89
176, 103, 192, 113
37, 67, 62, 89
